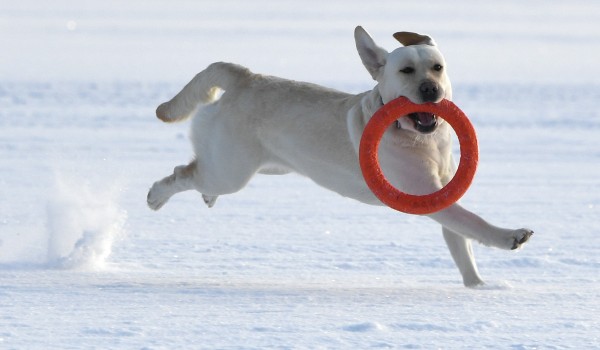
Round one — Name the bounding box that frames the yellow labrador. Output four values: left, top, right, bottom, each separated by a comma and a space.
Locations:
148, 26, 533, 287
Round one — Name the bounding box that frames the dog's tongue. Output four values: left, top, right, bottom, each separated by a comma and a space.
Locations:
414, 112, 436, 126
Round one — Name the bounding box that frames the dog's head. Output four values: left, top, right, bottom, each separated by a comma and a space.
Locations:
355, 26, 452, 134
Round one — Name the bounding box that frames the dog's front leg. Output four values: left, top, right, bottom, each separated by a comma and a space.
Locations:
428, 204, 533, 250
442, 227, 484, 287
437, 154, 482, 286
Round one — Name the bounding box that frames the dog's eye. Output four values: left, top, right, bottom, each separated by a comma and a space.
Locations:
399, 67, 415, 74
433, 64, 443, 72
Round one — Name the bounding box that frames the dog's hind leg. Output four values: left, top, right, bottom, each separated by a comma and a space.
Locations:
442, 227, 484, 287
147, 161, 198, 211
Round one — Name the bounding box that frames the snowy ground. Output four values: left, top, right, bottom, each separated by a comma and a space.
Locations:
1, 1, 599, 349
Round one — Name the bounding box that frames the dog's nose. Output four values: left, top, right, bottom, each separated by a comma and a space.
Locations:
419, 81, 440, 102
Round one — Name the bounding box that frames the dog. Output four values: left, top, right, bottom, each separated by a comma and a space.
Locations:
147, 26, 533, 287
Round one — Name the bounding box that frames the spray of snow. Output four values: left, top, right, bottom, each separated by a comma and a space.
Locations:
45, 174, 127, 270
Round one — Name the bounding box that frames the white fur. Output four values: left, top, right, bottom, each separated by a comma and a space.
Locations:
148, 26, 532, 287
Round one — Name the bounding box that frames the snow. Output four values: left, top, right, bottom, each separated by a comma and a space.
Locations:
1, 0, 599, 348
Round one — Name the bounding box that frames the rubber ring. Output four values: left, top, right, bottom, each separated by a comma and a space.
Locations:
359, 96, 478, 215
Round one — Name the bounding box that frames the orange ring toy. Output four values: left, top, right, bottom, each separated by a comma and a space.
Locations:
359, 96, 478, 215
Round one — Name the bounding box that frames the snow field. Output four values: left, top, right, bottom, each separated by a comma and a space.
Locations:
1, 81, 599, 348
1, 0, 600, 348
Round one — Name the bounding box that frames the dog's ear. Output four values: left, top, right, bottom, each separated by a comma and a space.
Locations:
355, 26, 388, 80
393, 32, 436, 46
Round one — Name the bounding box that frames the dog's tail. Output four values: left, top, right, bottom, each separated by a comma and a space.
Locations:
156, 62, 249, 123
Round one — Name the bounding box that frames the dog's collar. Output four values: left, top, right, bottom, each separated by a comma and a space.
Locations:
378, 95, 402, 129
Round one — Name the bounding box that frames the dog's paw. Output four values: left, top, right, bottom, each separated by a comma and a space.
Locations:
464, 277, 486, 289
202, 194, 218, 208
510, 228, 534, 250
147, 182, 170, 211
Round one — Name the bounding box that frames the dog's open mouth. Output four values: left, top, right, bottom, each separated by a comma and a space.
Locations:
408, 112, 438, 134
